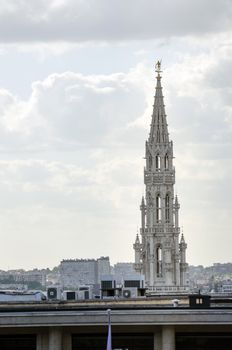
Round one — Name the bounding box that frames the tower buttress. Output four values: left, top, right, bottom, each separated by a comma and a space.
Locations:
174, 195, 180, 228
140, 196, 146, 231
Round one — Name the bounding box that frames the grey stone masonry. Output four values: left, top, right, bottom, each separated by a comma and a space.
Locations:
134, 61, 188, 291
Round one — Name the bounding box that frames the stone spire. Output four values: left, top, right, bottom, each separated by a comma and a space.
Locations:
133, 61, 188, 293
149, 61, 169, 145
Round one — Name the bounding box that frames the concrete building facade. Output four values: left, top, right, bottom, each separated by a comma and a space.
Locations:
60, 257, 110, 288
0, 298, 231, 349
112, 262, 136, 283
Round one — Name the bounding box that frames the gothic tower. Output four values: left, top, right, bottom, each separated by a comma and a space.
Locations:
134, 62, 188, 291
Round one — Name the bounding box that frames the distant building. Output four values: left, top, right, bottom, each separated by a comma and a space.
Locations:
113, 262, 136, 283
219, 280, 232, 294
14, 270, 46, 286
46, 271, 60, 286
59, 256, 110, 288
188, 263, 232, 293
0, 269, 47, 289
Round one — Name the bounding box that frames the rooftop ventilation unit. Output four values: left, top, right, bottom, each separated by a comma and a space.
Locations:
47, 287, 62, 300
122, 287, 138, 299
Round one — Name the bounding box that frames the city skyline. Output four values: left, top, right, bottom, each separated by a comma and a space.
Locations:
0, 1, 231, 269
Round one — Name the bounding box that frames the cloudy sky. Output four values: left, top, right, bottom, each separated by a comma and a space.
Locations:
0, 0, 231, 269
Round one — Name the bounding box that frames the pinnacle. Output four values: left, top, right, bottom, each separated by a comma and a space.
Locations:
180, 233, 185, 244
135, 233, 140, 245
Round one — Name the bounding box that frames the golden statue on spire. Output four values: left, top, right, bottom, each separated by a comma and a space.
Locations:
155, 60, 162, 77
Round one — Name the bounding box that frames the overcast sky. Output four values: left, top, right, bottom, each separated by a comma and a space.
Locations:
0, 0, 231, 269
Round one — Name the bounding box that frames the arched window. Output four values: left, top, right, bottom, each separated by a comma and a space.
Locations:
157, 245, 162, 277
155, 154, 161, 171
164, 153, 169, 170
148, 155, 152, 170
156, 195, 161, 223
165, 194, 170, 223
156, 128, 160, 143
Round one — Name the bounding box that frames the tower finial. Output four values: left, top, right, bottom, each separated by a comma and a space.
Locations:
155, 60, 162, 78
180, 226, 185, 243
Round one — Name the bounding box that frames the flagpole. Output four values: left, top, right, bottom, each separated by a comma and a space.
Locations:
106, 308, 112, 350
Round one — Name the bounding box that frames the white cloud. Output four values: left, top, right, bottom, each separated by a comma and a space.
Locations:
0, 65, 149, 268
0, 65, 151, 152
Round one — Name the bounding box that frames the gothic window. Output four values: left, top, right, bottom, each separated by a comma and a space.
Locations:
164, 153, 169, 170
165, 194, 170, 223
155, 154, 161, 171
156, 124, 161, 143
148, 154, 152, 170
156, 194, 161, 223
156, 245, 163, 277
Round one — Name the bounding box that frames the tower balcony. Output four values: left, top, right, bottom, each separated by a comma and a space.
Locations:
142, 227, 157, 235
144, 170, 175, 185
